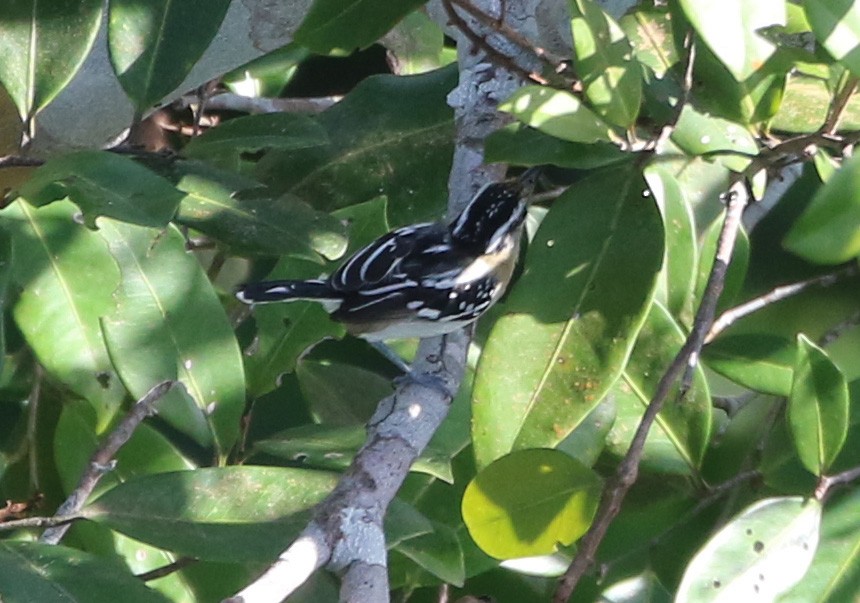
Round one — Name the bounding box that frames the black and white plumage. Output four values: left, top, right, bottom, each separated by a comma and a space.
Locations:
236, 172, 534, 341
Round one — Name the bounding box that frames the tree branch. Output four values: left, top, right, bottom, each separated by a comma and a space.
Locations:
706, 264, 860, 343
40, 380, 175, 545
554, 183, 750, 602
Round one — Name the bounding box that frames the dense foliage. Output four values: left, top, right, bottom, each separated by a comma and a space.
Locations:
0, 0, 859, 601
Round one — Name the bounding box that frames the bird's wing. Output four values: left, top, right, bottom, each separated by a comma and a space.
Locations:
330, 222, 446, 291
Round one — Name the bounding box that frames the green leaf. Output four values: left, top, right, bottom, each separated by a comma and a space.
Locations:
0, 541, 170, 603
108, 0, 231, 111
0, 0, 102, 120
4, 200, 125, 425
678, 0, 785, 81
99, 221, 245, 454
294, 0, 427, 55
780, 487, 860, 601
570, 0, 642, 127
805, 0, 860, 79
173, 161, 348, 261
472, 166, 663, 466
462, 449, 602, 559
620, 7, 680, 79
676, 497, 821, 602
82, 467, 337, 561
297, 358, 392, 425
703, 334, 796, 396
17, 151, 183, 228
645, 166, 697, 321
787, 334, 849, 475
770, 75, 860, 133
256, 67, 456, 226
382, 10, 453, 75
607, 302, 712, 473
500, 86, 615, 144
670, 106, 758, 172
391, 521, 465, 585
182, 113, 329, 171
784, 152, 860, 264
485, 123, 627, 169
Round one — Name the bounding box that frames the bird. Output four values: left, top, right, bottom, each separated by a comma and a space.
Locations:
236, 169, 538, 342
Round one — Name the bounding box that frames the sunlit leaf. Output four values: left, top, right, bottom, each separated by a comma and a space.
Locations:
805, 0, 860, 79
0, 0, 101, 120
620, 7, 679, 78
83, 467, 337, 561
500, 86, 615, 144
462, 449, 602, 559
473, 166, 663, 466
100, 221, 245, 454
677, 497, 821, 602
670, 106, 758, 172
703, 334, 795, 396
787, 335, 849, 475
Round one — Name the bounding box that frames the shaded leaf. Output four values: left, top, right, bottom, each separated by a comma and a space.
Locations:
83, 467, 338, 562
787, 335, 849, 475
383, 10, 453, 75
0, 0, 101, 120
678, 0, 785, 81
607, 302, 712, 473
4, 200, 125, 425
295, 0, 426, 54
298, 358, 392, 425
108, 0, 231, 111
805, 0, 860, 79
173, 161, 348, 261
703, 334, 796, 396
500, 86, 615, 144
677, 497, 821, 602
0, 541, 170, 603
17, 151, 183, 228
392, 521, 465, 585
182, 113, 329, 171
99, 221, 245, 454
784, 152, 860, 264
485, 123, 627, 169
570, 0, 642, 127
472, 166, 663, 466
256, 67, 456, 226
462, 449, 602, 559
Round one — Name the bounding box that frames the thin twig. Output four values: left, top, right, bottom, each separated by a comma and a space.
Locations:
816, 465, 860, 501
818, 309, 860, 348
821, 75, 859, 135
706, 264, 860, 343
649, 31, 696, 151
0, 515, 77, 531
554, 184, 749, 603
136, 557, 198, 582
177, 93, 341, 115
40, 380, 175, 545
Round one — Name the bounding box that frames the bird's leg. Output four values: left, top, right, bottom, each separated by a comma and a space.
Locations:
369, 340, 457, 398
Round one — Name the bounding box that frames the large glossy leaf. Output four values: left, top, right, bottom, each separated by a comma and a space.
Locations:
678, 0, 785, 81
173, 161, 348, 261
500, 86, 615, 144
620, 7, 679, 79
485, 123, 627, 170
295, 0, 426, 54
0, 0, 102, 120
570, 0, 642, 127
108, 0, 231, 111
677, 497, 821, 602
462, 449, 602, 559
607, 302, 712, 473
784, 152, 860, 264
256, 67, 456, 226
806, 0, 860, 79
82, 467, 338, 561
787, 335, 849, 476
780, 487, 860, 601
645, 166, 697, 321
472, 166, 664, 466
99, 220, 245, 454
670, 106, 758, 172
182, 113, 329, 172
17, 151, 183, 228
3, 200, 125, 424
0, 541, 170, 603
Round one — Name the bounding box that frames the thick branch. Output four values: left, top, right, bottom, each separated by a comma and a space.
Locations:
554, 183, 750, 602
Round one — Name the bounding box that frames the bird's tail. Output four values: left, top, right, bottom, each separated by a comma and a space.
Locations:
236, 279, 340, 305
